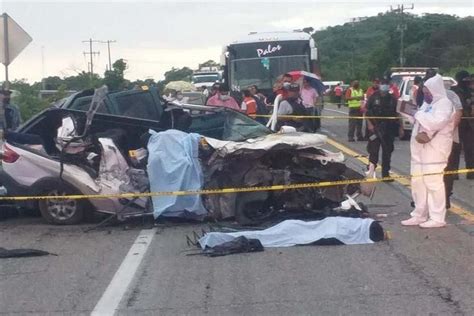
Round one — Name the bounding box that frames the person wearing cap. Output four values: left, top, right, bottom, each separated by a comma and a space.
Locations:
276, 83, 307, 131
0, 90, 22, 132
401, 74, 455, 228
206, 84, 240, 111
345, 80, 364, 142
366, 79, 403, 179
452, 70, 474, 179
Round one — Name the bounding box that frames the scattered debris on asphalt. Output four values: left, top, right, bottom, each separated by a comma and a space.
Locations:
0, 247, 56, 259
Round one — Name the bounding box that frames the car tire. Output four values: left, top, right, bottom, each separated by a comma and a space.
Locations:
38, 180, 85, 225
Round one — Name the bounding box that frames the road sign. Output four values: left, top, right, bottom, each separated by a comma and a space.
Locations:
0, 13, 32, 66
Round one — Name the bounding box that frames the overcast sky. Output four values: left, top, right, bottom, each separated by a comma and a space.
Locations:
1, 0, 473, 83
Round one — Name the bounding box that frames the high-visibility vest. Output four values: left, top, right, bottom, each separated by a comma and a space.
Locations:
348, 88, 363, 108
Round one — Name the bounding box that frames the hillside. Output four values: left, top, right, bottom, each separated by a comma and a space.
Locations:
313, 12, 474, 82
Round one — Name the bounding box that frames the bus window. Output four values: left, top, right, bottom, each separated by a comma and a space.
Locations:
231, 55, 309, 91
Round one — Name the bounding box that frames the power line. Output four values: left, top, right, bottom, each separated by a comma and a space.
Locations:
390, 3, 414, 67
99, 40, 117, 71
82, 38, 101, 78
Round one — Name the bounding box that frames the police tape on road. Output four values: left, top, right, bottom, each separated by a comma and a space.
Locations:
0, 168, 473, 201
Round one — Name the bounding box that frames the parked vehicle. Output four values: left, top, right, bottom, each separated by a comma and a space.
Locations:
221, 31, 319, 96
1, 87, 364, 225
394, 71, 456, 135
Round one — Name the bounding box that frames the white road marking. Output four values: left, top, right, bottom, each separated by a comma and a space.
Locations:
323, 107, 348, 115
91, 228, 157, 316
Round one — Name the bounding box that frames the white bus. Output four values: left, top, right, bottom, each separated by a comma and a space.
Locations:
221, 31, 319, 96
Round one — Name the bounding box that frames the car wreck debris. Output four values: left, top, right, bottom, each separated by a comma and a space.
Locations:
0, 247, 55, 259
1, 86, 372, 225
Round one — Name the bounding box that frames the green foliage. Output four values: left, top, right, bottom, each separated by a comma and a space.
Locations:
10, 80, 49, 121
103, 58, 129, 91
314, 13, 474, 82
199, 60, 219, 68
163, 67, 193, 83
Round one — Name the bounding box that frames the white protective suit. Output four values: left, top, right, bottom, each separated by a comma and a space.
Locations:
410, 74, 455, 224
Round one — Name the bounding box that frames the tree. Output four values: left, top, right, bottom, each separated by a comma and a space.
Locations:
64, 71, 102, 90
163, 67, 193, 83
42, 76, 63, 90
302, 27, 314, 34
103, 59, 129, 91
10, 79, 49, 121
313, 13, 474, 81
199, 60, 219, 69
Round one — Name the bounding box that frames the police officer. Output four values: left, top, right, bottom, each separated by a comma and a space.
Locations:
452, 71, 474, 179
366, 79, 402, 179
276, 83, 307, 131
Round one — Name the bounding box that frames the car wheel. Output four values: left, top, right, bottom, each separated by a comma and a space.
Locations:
38, 182, 85, 225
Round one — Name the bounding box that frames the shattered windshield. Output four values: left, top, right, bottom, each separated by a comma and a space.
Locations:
188, 108, 271, 141
222, 110, 272, 141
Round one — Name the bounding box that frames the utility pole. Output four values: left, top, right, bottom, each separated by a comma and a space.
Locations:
100, 40, 116, 71
82, 38, 100, 78
390, 3, 414, 67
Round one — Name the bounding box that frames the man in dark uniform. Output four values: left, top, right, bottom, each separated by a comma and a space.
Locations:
452, 71, 474, 179
276, 83, 307, 131
365, 79, 402, 179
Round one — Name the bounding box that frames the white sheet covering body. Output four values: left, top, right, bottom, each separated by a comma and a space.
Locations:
199, 217, 375, 249
147, 129, 207, 219
410, 74, 455, 224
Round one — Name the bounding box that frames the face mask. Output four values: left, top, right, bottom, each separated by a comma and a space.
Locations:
219, 94, 230, 101
424, 94, 433, 104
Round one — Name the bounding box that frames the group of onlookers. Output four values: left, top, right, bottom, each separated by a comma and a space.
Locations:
200, 74, 321, 132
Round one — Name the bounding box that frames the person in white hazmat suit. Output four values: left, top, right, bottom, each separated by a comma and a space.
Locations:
401, 74, 455, 228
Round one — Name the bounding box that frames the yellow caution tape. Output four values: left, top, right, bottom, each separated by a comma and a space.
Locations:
253, 114, 400, 120
0, 168, 472, 201
251, 114, 474, 120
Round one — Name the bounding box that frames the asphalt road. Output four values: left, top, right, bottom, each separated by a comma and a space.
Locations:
1, 104, 474, 315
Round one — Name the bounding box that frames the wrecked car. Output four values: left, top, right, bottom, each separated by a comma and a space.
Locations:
1, 86, 364, 225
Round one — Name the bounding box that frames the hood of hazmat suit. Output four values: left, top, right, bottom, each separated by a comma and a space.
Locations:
411, 74, 455, 166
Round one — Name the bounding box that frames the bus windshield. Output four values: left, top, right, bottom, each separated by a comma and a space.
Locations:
230, 55, 309, 90
192, 74, 219, 83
